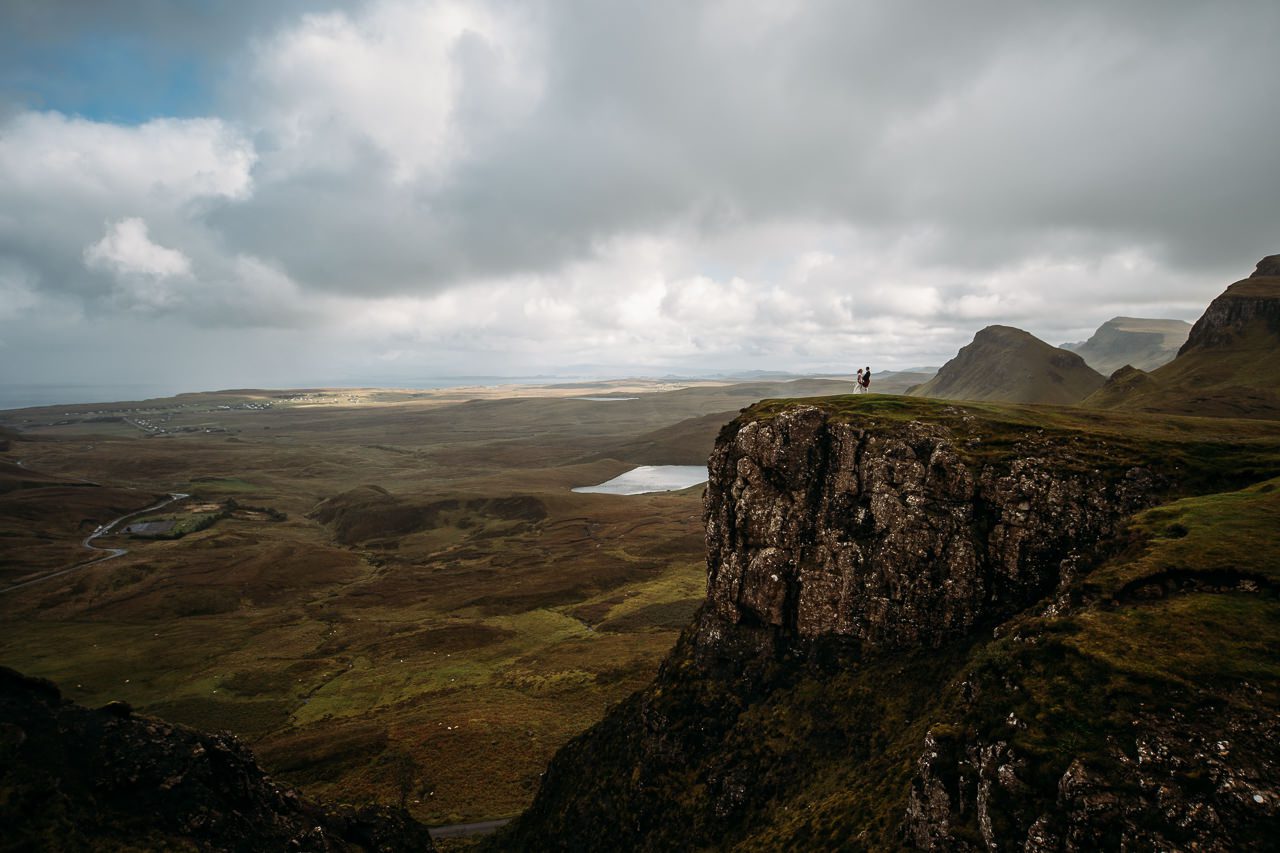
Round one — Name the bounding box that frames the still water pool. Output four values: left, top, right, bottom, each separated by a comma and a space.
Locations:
572, 465, 707, 495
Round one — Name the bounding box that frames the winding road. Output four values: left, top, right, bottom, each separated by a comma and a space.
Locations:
0, 491, 189, 596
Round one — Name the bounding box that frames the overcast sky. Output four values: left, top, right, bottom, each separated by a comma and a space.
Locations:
2, 0, 1278, 395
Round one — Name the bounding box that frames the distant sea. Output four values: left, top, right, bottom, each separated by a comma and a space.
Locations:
0, 384, 194, 411
0, 377, 583, 412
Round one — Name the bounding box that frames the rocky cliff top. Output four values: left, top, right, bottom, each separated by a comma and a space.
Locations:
1084, 257, 1280, 419
0, 666, 434, 852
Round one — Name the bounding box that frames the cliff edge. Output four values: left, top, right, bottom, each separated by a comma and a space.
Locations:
497, 397, 1280, 851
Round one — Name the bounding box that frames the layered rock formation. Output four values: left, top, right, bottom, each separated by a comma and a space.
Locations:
909, 326, 1105, 406
0, 666, 434, 851
1178, 264, 1280, 355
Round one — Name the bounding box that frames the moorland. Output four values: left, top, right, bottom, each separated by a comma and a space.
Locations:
0, 372, 925, 828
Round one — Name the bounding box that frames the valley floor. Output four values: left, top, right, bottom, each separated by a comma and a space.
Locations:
0, 379, 817, 824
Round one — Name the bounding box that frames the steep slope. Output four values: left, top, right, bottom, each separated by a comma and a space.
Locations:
909, 326, 1104, 405
1061, 316, 1190, 374
495, 396, 1280, 851
0, 666, 434, 851
1088, 256, 1280, 418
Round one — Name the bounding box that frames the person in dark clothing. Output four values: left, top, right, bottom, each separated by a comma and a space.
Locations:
859, 367, 871, 392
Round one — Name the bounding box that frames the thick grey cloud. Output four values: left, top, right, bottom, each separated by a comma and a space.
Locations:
205, 0, 1280, 293
2, 0, 1279, 390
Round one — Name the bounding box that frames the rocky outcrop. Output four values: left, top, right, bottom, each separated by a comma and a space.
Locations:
497, 401, 1204, 852
703, 406, 1156, 650
1251, 254, 1280, 278
496, 391, 1280, 850
0, 666, 434, 852
1084, 257, 1280, 419
904, 688, 1280, 851
1179, 273, 1280, 355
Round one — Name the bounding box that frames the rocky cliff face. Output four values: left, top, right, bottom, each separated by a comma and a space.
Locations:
1251, 254, 1280, 278
703, 407, 1156, 651
0, 666, 434, 852
905, 697, 1279, 852
1178, 272, 1280, 355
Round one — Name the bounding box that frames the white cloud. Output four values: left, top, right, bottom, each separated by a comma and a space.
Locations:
0, 112, 254, 203
85, 218, 192, 279
246, 0, 543, 182
83, 217, 193, 309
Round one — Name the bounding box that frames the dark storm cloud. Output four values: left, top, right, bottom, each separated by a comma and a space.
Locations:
199, 0, 1280, 297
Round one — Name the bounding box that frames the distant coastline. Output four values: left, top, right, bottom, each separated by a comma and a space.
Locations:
0, 371, 897, 412
0, 377, 575, 411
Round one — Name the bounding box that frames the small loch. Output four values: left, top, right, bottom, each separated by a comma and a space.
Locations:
572, 465, 707, 495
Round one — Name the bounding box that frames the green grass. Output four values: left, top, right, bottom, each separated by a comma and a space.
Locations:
1083, 475, 1280, 596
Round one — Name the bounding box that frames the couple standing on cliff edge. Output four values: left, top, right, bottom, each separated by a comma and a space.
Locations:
854, 366, 872, 393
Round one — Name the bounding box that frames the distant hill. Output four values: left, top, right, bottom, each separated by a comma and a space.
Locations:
908, 325, 1105, 405
1061, 316, 1190, 375
1087, 256, 1280, 418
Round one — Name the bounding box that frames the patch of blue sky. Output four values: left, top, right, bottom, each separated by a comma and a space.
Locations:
2, 34, 214, 124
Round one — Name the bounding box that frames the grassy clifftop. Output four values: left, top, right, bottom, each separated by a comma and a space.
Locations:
744, 394, 1280, 493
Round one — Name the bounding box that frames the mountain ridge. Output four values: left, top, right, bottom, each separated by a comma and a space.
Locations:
1088, 257, 1280, 419
1061, 316, 1190, 375
908, 325, 1105, 405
